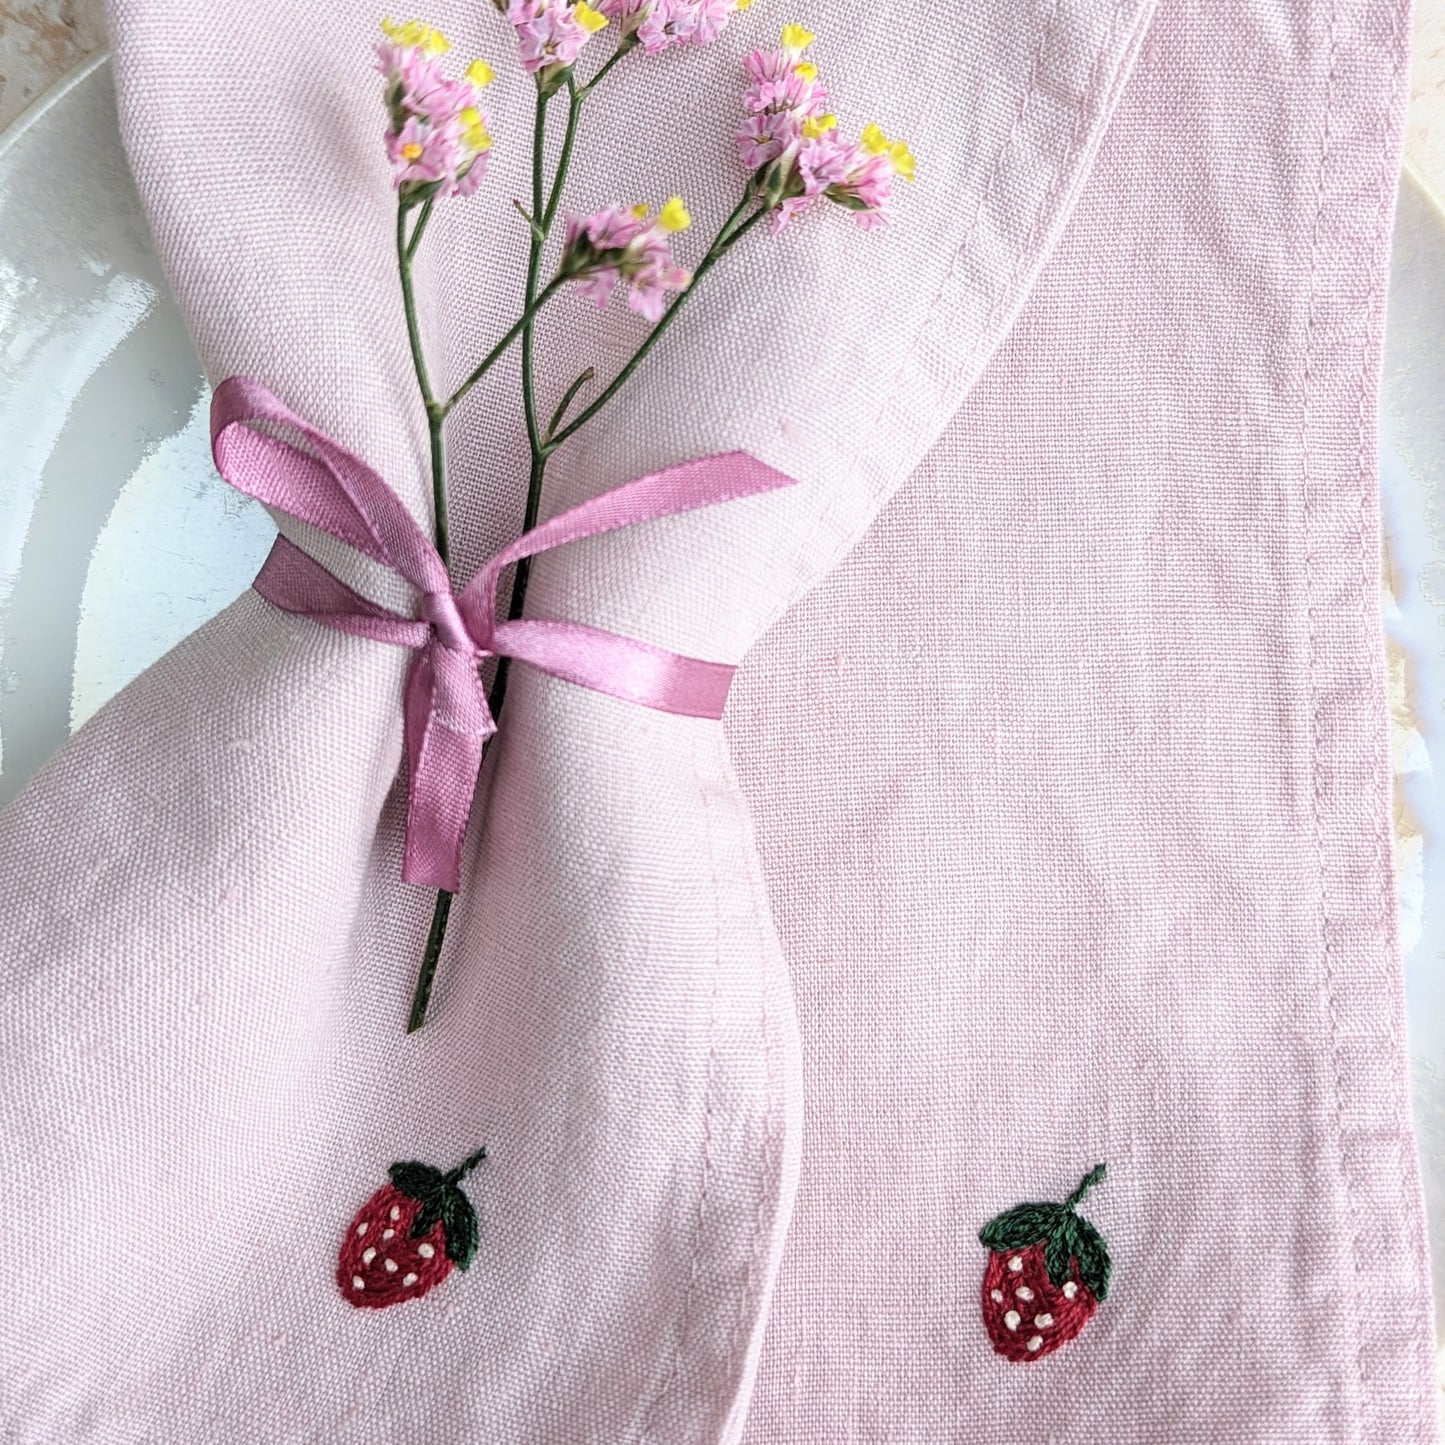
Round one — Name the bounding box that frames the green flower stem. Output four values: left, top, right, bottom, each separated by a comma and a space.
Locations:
511, 198, 548, 244
406, 196, 437, 263
406, 55, 724, 1034
408, 81, 557, 1035
580, 35, 637, 99
521, 88, 549, 460
546, 193, 764, 451
544, 75, 585, 230
428, 410, 449, 563
547, 367, 596, 437
442, 275, 568, 418
398, 200, 439, 414
406, 889, 453, 1034
397, 198, 449, 565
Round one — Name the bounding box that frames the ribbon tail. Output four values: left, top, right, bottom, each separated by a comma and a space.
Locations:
491, 617, 735, 719
400, 650, 494, 893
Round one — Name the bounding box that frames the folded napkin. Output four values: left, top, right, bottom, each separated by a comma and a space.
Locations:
1, 0, 1436, 1440
727, 0, 1441, 1438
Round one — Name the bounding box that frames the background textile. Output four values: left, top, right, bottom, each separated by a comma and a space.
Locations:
729, 0, 1441, 1436
0, 0, 1161, 1442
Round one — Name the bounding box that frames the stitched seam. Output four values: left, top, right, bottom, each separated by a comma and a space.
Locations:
972, 0, 1130, 370
638, 6, 1136, 1434
1298, 0, 1368, 1432
741, 0, 1073, 651
747, 0, 1151, 654
634, 728, 724, 1445
941, 0, 1066, 327
1351, 3, 1434, 1435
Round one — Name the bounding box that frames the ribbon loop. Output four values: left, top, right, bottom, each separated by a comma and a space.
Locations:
211, 376, 799, 893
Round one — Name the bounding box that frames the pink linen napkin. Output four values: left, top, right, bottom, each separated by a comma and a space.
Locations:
727, 0, 1441, 1437
0, 0, 1436, 1442
0, 0, 1156, 1439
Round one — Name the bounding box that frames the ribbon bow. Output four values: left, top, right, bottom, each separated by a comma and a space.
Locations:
210, 376, 797, 892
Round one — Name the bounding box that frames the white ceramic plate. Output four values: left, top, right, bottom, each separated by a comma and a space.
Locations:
2, 55, 1444, 1343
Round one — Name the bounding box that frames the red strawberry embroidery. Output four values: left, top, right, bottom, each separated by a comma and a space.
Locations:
337, 1146, 486, 1310
978, 1163, 1111, 1362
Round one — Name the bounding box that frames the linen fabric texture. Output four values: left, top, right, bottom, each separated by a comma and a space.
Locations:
0, 0, 1436, 1440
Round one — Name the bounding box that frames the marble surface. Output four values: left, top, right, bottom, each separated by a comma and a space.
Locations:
1413, 0, 1445, 202
0, 0, 104, 132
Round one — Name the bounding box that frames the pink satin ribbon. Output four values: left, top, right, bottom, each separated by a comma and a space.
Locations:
210, 375, 797, 893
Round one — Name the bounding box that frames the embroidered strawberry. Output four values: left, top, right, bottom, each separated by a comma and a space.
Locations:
978, 1162, 1111, 1362
337, 1146, 486, 1310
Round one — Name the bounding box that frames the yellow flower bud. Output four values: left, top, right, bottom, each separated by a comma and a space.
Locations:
801, 113, 836, 140
381, 17, 451, 54
465, 59, 496, 88
888, 138, 916, 181
860, 122, 889, 156
459, 107, 493, 151
630, 202, 651, 219
658, 196, 692, 232
781, 23, 814, 54
574, 2, 610, 32
794, 61, 818, 81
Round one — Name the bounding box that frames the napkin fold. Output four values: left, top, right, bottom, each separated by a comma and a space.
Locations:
2, 0, 1157, 1439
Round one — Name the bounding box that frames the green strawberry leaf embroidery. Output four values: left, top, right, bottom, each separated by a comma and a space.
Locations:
1070, 1215, 1112, 1301
978, 1202, 1064, 1252
1043, 1213, 1077, 1288
411, 1198, 444, 1238
440, 1185, 479, 1270
389, 1161, 448, 1206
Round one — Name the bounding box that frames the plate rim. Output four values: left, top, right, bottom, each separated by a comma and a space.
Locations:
0, 48, 111, 163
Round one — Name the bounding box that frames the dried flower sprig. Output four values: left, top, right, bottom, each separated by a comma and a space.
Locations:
378, 20, 496, 199
560, 199, 694, 320
504, 0, 611, 85
378, 15, 914, 1029
594, 0, 753, 55
737, 28, 915, 232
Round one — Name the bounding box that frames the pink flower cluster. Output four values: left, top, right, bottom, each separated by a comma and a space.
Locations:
377, 21, 495, 199
503, 0, 610, 77
736, 28, 915, 232
561, 201, 693, 322
594, 0, 750, 56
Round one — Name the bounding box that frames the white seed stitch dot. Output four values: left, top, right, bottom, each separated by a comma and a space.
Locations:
384, 1258, 398, 1274
1062, 1281, 1078, 1299
1015, 1286, 1034, 1302
389, 1206, 401, 1222
355, 1222, 368, 1237
989, 1289, 1004, 1304
382, 1229, 395, 1241
418, 1243, 436, 1260
1034, 1313, 1054, 1328
1008, 1256, 1024, 1273
1003, 1310, 1021, 1332
361, 1248, 376, 1265
351, 1276, 365, 1291
402, 1273, 419, 1287
1027, 1335, 1043, 1352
